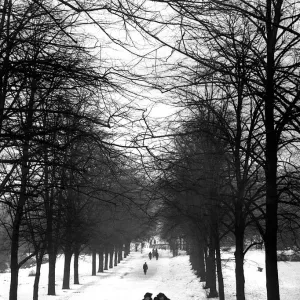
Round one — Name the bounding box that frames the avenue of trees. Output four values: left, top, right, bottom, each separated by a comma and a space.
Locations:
2, 1, 300, 300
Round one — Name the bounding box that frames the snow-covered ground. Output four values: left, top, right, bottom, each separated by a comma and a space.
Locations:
0, 248, 300, 300
222, 248, 300, 300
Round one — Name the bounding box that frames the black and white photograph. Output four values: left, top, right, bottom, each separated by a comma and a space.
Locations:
0, 1, 299, 300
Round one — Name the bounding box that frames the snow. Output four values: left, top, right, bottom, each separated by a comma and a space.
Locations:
0, 248, 300, 300
222, 248, 300, 300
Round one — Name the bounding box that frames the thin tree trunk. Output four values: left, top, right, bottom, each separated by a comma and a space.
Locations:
118, 245, 122, 263
9, 245, 19, 300
207, 233, 218, 298
114, 246, 118, 266
235, 228, 245, 300
62, 248, 73, 289
124, 243, 127, 258
47, 249, 56, 295
203, 246, 209, 288
98, 249, 104, 272
215, 235, 225, 300
92, 248, 97, 275
33, 251, 44, 300
46, 170, 56, 295
125, 241, 130, 257
198, 245, 206, 282
104, 247, 108, 270
189, 248, 196, 272
109, 247, 114, 269
74, 247, 80, 284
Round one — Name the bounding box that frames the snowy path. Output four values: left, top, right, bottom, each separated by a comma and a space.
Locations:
56, 250, 206, 300
0, 249, 206, 300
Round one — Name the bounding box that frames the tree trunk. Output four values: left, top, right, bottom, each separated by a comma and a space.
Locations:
92, 248, 97, 275
74, 247, 80, 284
104, 247, 108, 270
47, 248, 56, 295
45, 171, 57, 295
198, 245, 206, 282
33, 251, 44, 300
125, 241, 130, 257
9, 246, 19, 300
190, 248, 196, 272
124, 243, 127, 258
235, 228, 245, 300
204, 246, 209, 288
114, 246, 118, 266
98, 249, 104, 272
118, 245, 122, 263
109, 247, 114, 269
207, 233, 218, 298
215, 236, 225, 300
62, 248, 73, 289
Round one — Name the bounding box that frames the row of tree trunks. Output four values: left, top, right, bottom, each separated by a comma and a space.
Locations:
187, 221, 226, 299
37, 242, 127, 299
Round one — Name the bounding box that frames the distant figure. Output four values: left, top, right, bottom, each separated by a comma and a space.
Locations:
143, 292, 153, 300
155, 251, 159, 260
152, 248, 155, 256
143, 262, 148, 275
149, 252, 152, 260
154, 293, 170, 300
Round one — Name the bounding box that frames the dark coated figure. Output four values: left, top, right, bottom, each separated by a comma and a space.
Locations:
154, 293, 170, 300
143, 262, 148, 275
143, 293, 153, 300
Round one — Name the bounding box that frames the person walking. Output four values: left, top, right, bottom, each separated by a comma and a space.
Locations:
155, 251, 159, 260
149, 252, 152, 260
143, 262, 148, 275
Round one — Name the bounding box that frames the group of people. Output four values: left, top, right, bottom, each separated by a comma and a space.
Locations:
148, 249, 159, 260
143, 292, 170, 300
143, 249, 160, 275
